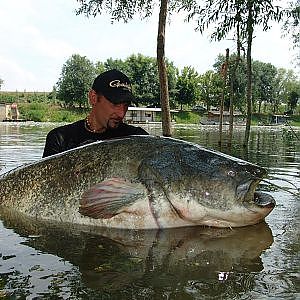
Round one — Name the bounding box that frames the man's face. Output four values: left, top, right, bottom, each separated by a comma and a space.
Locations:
94, 94, 129, 130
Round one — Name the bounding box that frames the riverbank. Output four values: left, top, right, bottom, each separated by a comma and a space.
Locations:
14, 102, 300, 126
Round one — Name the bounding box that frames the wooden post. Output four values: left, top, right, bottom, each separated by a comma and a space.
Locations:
219, 48, 229, 147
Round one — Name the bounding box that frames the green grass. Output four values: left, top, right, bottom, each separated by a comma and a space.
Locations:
0, 91, 50, 103
154, 111, 201, 124
18, 103, 87, 122
173, 111, 201, 124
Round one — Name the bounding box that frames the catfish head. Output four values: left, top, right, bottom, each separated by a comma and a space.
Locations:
138, 142, 275, 228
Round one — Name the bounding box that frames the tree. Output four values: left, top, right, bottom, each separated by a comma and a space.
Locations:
94, 54, 178, 107
94, 61, 106, 75
104, 58, 129, 74
189, 0, 288, 146
198, 70, 223, 111
228, 6, 243, 146
57, 54, 96, 107
126, 54, 178, 107
165, 60, 179, 108
0, 78, 3, 90
125, 54, 160, 106
76, 0, 198, 136
288, 90, 299, 112
282, 0, 300, 66
156, 0, 172, 135
213, 54, 247, 112
214, 55, 300, 115
252, 61, 277, 113
273, 68, 300, 113
176, 66, 200, 110
48, 86, 57, 102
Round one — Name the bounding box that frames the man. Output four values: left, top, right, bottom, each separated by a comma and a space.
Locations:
42, 69, 148, 158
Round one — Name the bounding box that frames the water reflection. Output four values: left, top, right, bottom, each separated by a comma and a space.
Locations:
0, 122, 51, 174
0, 123, 299, 175
173, 125, 300, 169
0, 208, 273, 299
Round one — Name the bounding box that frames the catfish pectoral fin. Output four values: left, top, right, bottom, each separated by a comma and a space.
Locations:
79, 177, 145, 219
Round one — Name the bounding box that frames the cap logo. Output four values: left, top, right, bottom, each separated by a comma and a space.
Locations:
109, 80, 131, 91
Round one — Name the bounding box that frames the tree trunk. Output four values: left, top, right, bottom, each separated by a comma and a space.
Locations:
228, 73, 234, 147
219, 48, 229, 147
244, 1, 254, 147
228, 20, 241, 147
258, 100, 262, 113
157, 0, 172, 136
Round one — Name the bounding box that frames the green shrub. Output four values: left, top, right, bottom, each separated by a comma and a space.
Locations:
290, 115, 300, 126
174, 111, 200, 124
50, 110, 86, 122
251, 113, 271, 125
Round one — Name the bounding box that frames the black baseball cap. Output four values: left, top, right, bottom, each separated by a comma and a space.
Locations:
92, 69, 134, 104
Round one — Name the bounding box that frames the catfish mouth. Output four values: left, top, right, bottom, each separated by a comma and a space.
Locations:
237, 179, 276, 209
253, 191, 276, 208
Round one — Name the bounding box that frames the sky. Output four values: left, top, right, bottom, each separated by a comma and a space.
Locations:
0, 0, 299, 92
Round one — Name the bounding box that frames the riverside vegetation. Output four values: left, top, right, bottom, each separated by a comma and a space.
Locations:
0, 91, 299, 126
1, 52, 299, 126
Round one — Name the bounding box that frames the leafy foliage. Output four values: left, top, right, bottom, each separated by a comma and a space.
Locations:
197, 70, 223, 110
282, 0, 300, 65
252, 61, 277, 113
125, 54, 160, 106
35, 51, 300, 115
176, 66, 200, 110
76, 0, 200, 22
94, 54, 178, 107
213, 53, 300, 114
56, 54, 96, 108
76, 0, 155, 22
75, 0, 206, 136
188, 0, 288, 41
187, 0, 295, 145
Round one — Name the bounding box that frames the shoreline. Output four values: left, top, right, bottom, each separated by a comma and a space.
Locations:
1, 120, 299, 129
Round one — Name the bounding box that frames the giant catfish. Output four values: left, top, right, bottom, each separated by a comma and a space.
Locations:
0, 135, 275, 229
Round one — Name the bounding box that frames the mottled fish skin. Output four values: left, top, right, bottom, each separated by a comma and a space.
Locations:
0, 135, 275, 229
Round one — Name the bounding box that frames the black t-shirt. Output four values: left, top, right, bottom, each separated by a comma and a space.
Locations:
42, 119, 148, 158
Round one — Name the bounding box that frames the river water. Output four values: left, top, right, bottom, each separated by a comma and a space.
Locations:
0, 122, 299, 299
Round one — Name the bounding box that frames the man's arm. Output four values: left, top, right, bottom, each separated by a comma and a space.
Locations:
133, 126, 149, 135
42, 129, 64, 158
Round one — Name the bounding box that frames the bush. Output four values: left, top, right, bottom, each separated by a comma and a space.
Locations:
174, 111, 200, 124
18, 103, 49, 121
290, 115, 300, 126
18, 103, 87, 122
251, 113, 271, 125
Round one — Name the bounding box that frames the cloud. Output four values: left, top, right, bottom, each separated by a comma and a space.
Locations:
0, 56, 37, 91
21, 25, 75, 59
0, 0, 298, 91
0, 1, 76, 91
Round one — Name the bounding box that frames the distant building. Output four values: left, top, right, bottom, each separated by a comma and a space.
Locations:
0, 103, 20, 121
201, 110, 245, 125
125, 107, 178, 123
270, 115, 289, 125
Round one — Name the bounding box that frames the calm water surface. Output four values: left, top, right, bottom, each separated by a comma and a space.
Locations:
0, 122, 299, 299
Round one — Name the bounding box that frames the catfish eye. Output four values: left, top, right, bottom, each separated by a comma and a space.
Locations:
227, 170, 236, 177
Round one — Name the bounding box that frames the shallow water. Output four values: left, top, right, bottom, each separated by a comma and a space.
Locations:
0, 122, 299, 299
